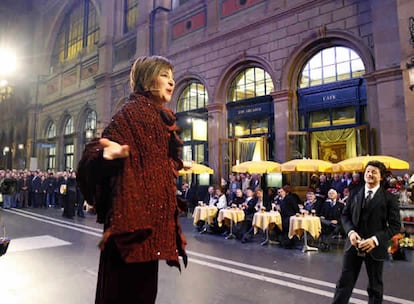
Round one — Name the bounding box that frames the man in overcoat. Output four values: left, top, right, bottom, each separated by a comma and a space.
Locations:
332, 161, 400, 304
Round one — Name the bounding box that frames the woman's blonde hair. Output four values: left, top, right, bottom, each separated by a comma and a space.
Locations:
129, 55, 174, 95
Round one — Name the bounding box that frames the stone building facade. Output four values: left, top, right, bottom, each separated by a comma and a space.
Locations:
0, 0, 413, 185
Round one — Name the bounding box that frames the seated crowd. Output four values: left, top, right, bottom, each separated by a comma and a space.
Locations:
182, 170, 411, 249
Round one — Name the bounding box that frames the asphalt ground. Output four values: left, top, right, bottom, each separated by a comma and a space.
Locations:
0, 207, 413, 304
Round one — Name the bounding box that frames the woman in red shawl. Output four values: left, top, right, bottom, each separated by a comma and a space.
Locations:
77, 56, 187, 304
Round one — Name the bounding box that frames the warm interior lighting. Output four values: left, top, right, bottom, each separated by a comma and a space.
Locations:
192, 119, 207, 141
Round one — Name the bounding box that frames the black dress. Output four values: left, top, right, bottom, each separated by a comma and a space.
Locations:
62, 177, 76, 218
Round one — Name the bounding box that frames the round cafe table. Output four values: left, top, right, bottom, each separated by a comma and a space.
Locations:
217, 208, 245, 239
192, 205, 218, 234
252, 211, 282, 245
288, 215, 321, 252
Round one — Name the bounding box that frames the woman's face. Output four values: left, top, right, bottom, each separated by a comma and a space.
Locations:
150, 68, 175, 104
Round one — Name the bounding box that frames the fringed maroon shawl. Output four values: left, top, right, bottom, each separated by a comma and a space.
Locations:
77, 93, 187, 269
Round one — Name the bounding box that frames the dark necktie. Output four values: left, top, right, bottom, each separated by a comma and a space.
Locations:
364, 190, 373, 208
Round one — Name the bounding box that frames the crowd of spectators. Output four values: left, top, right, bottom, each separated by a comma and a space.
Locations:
0, 169, 85, 219
183, 170, 412, 248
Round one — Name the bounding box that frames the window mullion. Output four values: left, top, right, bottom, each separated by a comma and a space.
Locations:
82, 0, 89, 48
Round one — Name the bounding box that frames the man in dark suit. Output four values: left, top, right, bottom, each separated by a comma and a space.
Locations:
31, 171, 42, 208
278, 185, 300, 248
332, 161, 400, 304
319, 188, 344, 239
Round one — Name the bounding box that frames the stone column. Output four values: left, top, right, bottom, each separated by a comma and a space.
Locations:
94, 0, 116, 136
396, 0, 414, 168
206, 102, 225, 185
367, 0, 408, 161
271, 89, 293, 162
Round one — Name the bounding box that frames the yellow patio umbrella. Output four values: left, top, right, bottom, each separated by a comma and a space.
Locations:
232, 160, 281, 174
280, 158, 335, 173
335, 155, 410, 172
179, 162, 214, 175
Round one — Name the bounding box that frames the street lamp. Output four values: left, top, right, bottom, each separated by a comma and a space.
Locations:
17, 143, 25, 169
407, 57, 414, 91
3, 146, 11, 169
85, 128, 94, 140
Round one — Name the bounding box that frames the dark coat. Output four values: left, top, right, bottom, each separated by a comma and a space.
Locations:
31, 176, 42, 193
279, 193, 300, 220
17, 177, 31, 192
319, 200, 343, 221
341, 187, 400, 260
1, 178, 17, 195
45, 176, 57, 194
279, 193, 300, 233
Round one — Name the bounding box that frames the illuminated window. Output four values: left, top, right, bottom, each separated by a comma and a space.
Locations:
64, 117, 74, 135
46, 121, 56, 138
177, 81, 208, 112
85, 110, 97, 130
192, 119, 207, 141
124, 0, 139, 33
51, 0, 99, 69
47, 147, 56, 170
228, 67, 274, 101
299, 46, 365, 88
233, 119, 268, 137
194, 144, 205, 164
0, 84, 13, 101
64, 144, 74, 170
45, 121, 56, 170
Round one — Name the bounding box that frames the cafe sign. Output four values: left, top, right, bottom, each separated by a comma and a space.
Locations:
227, 102, 272, 121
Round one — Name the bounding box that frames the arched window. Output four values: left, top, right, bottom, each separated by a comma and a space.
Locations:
45, 121, 56, 169
46, 121, 56, 139
124, 0, 139, 33
51, 0, 99, 69
63, 116, 74, 170
299, 46, 365, 88
64, 117, 74, 135
177, 81, 208, 112
86, 110, 97, 128
175, 81, 209, 171
228, 67, 274, 101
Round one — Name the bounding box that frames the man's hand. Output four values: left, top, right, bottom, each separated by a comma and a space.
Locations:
358, 238, 376, 253
349, 231, 361, 247
99, 138, 130, 160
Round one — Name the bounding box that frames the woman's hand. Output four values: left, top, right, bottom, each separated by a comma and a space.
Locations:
99, 138, 130, 160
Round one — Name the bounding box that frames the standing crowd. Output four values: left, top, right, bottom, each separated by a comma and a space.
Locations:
0, 169, 85, 219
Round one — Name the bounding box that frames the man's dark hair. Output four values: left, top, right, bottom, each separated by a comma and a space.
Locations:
365, 160, 387, 178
